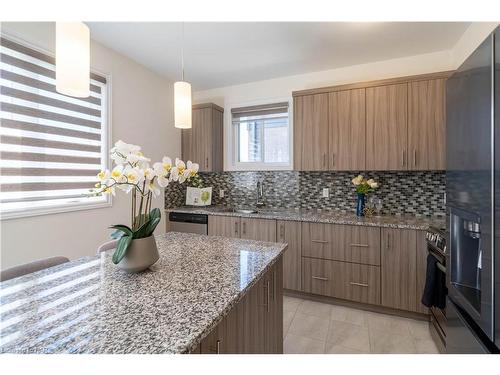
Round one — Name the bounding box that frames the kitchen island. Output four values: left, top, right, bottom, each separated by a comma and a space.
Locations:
0, 232, 286, 354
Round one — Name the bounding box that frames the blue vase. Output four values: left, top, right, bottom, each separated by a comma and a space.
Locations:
356, 193, 365, 217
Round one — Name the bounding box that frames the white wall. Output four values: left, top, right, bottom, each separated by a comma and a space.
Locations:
0, 23, 180, 269
193, 22, 498, 171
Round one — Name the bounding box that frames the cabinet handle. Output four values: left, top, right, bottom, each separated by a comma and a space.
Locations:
280, 224, 285, 240
234, 222, 238, 235
242, 222, 246, 235
401, 149, 405, 167
413, 148, 417, 167
350, 281, 369, 288
311, 239, 328, 244
273, 270, 276, 302
350, 243, 369, 248
312, 276, 329, 281
263, 280, 270, 313
205, 157, 209, 169
216, 340, 220, 354
331, 153, 335, 167
386, 232, 390, 250
323, 153, 326, 167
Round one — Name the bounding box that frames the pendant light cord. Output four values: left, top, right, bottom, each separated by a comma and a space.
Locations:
181, 22, 185, 82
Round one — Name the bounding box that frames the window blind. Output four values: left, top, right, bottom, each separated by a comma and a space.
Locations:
0, 36, 108, 215
231, 102, 289, 121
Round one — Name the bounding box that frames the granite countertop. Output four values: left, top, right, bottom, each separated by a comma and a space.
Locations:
167, 206, 445, 231
0, 232, 286, 354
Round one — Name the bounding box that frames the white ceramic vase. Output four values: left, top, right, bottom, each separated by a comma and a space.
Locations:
117, 235, 159, 273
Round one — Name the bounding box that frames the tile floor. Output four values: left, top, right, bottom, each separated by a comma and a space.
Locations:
283, 295, 440, 354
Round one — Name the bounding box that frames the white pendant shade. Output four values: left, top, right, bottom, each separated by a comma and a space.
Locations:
56, 22, 90, 98
174, 81, 192, 129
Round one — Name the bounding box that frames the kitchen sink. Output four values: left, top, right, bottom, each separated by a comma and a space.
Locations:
234, 209, 258, 214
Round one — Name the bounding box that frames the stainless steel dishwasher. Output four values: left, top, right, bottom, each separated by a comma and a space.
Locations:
168, 212, 208, 235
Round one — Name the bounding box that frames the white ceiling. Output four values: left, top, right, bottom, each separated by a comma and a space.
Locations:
87, 22, 470, 91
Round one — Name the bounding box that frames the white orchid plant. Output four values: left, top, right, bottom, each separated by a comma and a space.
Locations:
91, 140, 200, 264
351, 175, 379, 195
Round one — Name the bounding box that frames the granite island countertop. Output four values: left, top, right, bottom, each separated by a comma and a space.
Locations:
0, 232, 286, 354
166, 206, 445, 231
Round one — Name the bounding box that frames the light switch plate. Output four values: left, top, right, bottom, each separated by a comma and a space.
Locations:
322, 188, 329, 198
219, 189, 225, 198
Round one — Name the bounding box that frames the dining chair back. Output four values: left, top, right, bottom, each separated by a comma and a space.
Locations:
0, 256, 70, 282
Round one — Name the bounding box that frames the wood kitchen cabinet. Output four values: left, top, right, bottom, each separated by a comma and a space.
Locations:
181, 103, 223, 172
328, 88, 366, 170
197, 257, 283, 354
293, 93, 329, 171
408, 79, 446, 170
208, 215, 241, 238
277, 220, 302, 291
240, 217, 277, 242
366, 83, 408, 170
381, 228, 418, 311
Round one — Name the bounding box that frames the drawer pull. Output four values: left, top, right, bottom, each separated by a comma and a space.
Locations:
349, 281, 369, 287
312, 276, 329, 281
311, 239, 328, 244
350, 243, 369, 248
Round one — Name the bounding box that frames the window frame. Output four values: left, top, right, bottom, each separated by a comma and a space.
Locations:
229, 98, 293, 171
0, 33, 112, 221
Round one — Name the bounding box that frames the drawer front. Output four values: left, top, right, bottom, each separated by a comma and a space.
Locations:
302, 222, 380, 266
302, 257, 381, 305
301, 222, 345, 260
346, 226, 381, 266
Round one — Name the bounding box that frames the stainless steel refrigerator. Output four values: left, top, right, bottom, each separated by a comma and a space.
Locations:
446, 26, 500, 353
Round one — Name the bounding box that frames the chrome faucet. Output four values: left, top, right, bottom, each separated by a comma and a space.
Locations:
256, 181, 265, 207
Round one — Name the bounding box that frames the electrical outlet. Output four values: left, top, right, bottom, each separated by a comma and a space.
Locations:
219, 189, 225, 198
322, 188, 329, 198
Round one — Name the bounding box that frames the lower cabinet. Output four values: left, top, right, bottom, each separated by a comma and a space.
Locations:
196, 257, 283, 354
277, 220, 302, 291
208, 215, 276, 242
302, 257, 381, 305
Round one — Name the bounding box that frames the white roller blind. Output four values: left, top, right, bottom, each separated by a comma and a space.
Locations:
0, 36, 108, 217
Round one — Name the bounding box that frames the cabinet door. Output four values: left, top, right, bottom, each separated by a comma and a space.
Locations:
240, 218, 276, 241
210, 108, 224, 172
208, 215, 240, 238
381, 228, 417, 311
346, 226, 381, 266
293, 94, 329, 171
408, 78, 446, 170
329, 89, 366, 170
196, 107, 213, 172
277, 220, 302, 291
301, 222, 344, 261
415, 231, 429, 314
366, 83, 408, 170
200, 319, 226, 354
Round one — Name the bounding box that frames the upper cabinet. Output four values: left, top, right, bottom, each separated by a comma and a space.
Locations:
408, 79, 446, 170
329, 88, 366, 170
366, 83, 408, 170
293, 93, 329, 171
292, 72, 450, 171
181, 103, 224, 172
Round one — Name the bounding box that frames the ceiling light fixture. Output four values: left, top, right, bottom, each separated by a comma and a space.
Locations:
174, 23, 192, 129
55, 22, 90, 98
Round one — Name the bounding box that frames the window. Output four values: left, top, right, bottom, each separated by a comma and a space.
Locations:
0, 36, 109, 219
232, 101, 290, 169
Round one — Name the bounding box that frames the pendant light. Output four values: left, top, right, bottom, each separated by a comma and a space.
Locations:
55, 22, 90, 98
174, 23, 192, 129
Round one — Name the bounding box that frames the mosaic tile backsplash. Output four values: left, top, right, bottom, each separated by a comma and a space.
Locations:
165, 171, 445, 217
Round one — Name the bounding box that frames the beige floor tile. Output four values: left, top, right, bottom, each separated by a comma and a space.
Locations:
284, 333, 325, 354
407, 319, 432, 340
324, 343, 368, 354
330, 305, 368, 327
297, 300, 332, 318
288, 312, 330, 341
283, 310, 296, 337
284, 296, 303, 313
370, 331, 418, 354
327, 320, 371, 352
366, 312, 411, 336
414, 338, 440, 354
